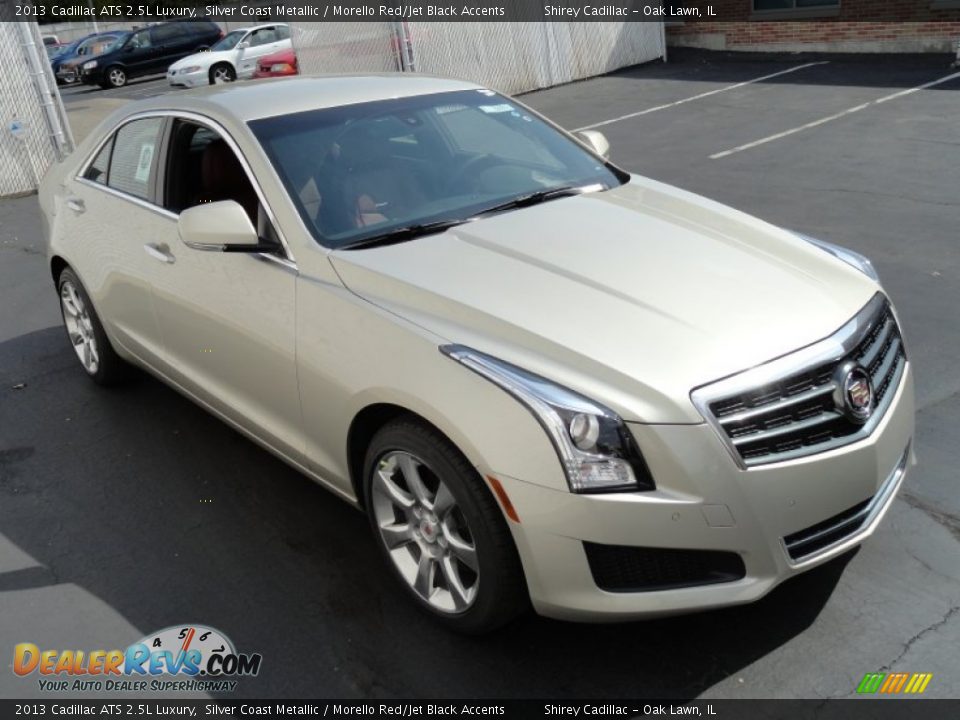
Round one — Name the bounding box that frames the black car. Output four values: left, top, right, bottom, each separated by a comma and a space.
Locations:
80, 20, 223, 89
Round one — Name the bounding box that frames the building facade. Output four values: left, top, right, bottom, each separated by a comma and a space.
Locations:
668, 0, 960, 53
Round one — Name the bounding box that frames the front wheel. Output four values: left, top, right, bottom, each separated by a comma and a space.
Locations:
209, 63, 235, 85
364, 418, 528, 634
104, 66, 126, 88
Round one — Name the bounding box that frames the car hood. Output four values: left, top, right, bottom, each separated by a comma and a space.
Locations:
170, 50, 230, 71
328, 176, 879, 423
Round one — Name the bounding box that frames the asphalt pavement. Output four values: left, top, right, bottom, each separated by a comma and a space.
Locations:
2, 49, 959, 699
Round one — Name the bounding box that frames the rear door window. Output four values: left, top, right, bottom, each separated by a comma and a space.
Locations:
107, 118, 164, 200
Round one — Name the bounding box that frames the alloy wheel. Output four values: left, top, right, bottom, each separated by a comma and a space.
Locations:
60, 280, 99, 375
109, 68, 125, 87
212, 67, 234, 84
371, 450, 479, 613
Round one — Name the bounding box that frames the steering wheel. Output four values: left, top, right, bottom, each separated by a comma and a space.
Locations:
448, 153, 509, 192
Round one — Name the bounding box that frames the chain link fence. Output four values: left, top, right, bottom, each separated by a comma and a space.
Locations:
0, 16, 74, 197
292, 21, 665, 95
293, 22, 404, 74
406, 22, 665, 94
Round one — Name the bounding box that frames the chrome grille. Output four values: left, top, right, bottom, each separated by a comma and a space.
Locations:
693, 294, 907, 468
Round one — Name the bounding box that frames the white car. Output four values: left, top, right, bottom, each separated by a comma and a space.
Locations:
167, 24, 290, 87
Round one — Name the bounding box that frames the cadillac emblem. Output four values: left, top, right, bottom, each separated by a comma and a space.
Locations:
834, 362, 874, 423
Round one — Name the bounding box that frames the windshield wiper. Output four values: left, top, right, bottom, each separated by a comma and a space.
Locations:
340, 218, 470, 251
472, 183, 604, 218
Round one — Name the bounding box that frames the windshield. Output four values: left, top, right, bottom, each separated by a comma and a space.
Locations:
211, 30, 246, 51
250, 90, 623, 249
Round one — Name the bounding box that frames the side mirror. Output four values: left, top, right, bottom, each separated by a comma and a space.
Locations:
178, 201, 269, 252
237, 41, 250, 50
575, 130, 610, 160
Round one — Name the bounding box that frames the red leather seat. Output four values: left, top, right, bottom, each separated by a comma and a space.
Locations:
194, 140, 259, 223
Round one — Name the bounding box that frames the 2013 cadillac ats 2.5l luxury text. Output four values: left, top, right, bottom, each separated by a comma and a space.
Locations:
39, 75, 914, 633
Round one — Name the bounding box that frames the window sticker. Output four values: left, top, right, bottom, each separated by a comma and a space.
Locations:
135, 143, 154, 183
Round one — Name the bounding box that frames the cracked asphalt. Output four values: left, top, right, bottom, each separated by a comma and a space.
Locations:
1, 49, 958, 699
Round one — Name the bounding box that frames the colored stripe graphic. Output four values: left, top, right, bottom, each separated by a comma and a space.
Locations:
857, 672, 932, 694
857, 673, 885, 694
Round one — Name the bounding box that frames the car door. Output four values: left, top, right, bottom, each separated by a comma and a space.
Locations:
59, 116, 167, 361
122, 28, 160, 77
235, 26, 287, 79
145, 116, 305, 463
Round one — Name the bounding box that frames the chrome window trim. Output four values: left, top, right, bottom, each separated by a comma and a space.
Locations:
690, 293, 906, 470
74, 109, 298, 268
781, 442, 909, 567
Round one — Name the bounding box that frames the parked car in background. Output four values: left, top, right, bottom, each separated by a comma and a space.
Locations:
39, 76, 914, 633
80, 20, 222, 89
42, 35, 60, 47
54, 33, 128, 85
252, 47, 298, 79
167, 24, 291, 87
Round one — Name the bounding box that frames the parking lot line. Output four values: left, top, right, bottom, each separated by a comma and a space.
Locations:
573, 61, 830, 132
710, 69, 960, 159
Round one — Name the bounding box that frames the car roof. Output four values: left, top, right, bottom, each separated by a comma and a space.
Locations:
131, 74, 483, 122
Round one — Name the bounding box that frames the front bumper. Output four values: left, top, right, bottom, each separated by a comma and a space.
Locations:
167, 69, 208, 88
496, 364, 914, 621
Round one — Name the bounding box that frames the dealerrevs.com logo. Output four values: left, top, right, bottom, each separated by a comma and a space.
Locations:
13, 625, 262, 693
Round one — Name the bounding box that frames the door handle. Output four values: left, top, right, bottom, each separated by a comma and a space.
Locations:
66, 197, 85, 213
144, 243, 175, 264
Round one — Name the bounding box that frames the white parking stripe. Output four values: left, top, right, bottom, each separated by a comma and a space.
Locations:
710, 69, 960, 159
573, 61, 830, 132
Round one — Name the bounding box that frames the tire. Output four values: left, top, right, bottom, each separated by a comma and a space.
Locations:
104, 66, 126, 88
363, 418, 528, 634
57, 268, 130, 386
209, 63, 236, 85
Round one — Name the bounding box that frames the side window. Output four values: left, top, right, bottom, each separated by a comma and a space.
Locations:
108, 118, 163, 199
152, 25, 179, 44
127, 30, 152, 49
83, 138, 113, 185
276, 25, 290, 40
249, 28, 277, 47
163, 119, 261, 227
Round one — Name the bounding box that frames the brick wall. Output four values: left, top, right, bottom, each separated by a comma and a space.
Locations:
667, 0, 960, 53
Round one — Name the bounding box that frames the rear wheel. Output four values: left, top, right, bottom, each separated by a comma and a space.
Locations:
209, 63, 235, 85
57, 268, 130, 386
103, 65, 126, 89
364, 418, 527, 634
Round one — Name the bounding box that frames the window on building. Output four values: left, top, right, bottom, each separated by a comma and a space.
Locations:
753, 0, 839, 10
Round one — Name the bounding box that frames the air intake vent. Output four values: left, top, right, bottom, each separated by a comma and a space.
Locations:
583, 543, 746, 592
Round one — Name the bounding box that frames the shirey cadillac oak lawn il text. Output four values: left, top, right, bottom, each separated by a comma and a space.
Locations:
39, 75, 914, 633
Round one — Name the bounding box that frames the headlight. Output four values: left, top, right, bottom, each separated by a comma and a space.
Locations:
179, 66, 201, 74
441, 345, 654, 493
794, 232, 879, 282
83, 60, 97, 70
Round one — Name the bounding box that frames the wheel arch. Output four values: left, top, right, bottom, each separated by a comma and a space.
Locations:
50, 255, 68, 287
346, 401, 517, 518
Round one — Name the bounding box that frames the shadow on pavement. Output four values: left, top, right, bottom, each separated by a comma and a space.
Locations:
0, 326, 853, 698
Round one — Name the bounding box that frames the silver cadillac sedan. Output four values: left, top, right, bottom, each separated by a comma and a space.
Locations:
39, 75, 914, 633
